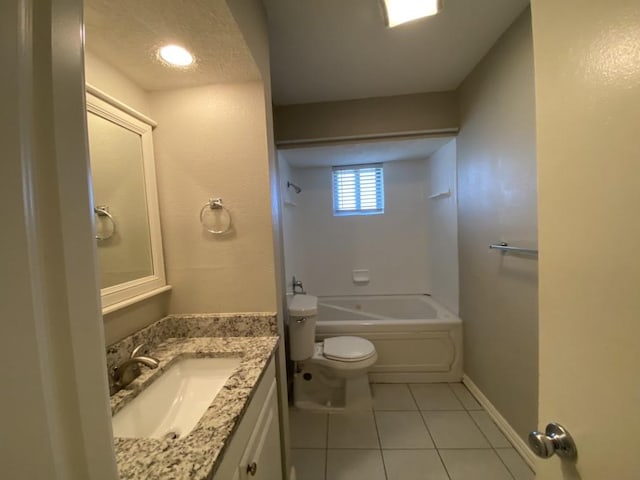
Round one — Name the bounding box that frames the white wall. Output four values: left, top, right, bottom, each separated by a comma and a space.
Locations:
278, 153, 306, 293
457, 9, 537, 441
288, 159, 432, 297
425, 139, 459, 313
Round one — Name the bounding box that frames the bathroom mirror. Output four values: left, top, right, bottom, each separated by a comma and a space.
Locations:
86, 85, 168, 313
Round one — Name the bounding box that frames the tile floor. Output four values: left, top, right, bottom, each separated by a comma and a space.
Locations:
290, 383, 534, 480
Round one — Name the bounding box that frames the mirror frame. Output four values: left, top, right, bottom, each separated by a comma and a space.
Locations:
86, 84, 170, 314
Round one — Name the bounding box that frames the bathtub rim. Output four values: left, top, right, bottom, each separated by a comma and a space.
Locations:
317, 293, 460, 325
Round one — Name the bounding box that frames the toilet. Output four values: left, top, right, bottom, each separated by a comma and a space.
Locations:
288, 294, 377, 412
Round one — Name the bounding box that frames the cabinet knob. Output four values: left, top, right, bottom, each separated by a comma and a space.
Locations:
246, 462, 258, 476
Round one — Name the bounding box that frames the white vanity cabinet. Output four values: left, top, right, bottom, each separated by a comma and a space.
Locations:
214, 358, 282, 480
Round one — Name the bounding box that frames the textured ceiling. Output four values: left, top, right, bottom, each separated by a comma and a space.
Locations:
281, 137, 453, 168
84, 0, 261, 91
265, 0, 530, 105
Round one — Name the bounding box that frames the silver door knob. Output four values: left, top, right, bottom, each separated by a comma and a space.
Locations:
528, 423, 577, 459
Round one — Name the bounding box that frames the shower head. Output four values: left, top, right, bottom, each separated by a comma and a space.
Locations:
287, 181, 302, 194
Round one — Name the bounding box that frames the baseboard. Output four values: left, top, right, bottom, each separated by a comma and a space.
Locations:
462, 374, 536, 471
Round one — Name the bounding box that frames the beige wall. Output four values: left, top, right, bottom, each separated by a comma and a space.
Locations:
274, 91, 459, 145
101, 293, 171, 345
83, 50, 169, 343
86, 4, 280, 342
84, 50, 152, 117
457, 9, 537, 440
150, 82, 277, 313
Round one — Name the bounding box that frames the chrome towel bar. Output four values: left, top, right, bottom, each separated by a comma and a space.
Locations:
489, 242, 538, 256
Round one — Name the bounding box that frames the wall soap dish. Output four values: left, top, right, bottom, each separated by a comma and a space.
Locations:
352, 269, 370, 285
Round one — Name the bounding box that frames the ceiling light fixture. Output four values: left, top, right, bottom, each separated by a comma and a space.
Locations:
158, 45, 194, 67
382, 0, 442, 28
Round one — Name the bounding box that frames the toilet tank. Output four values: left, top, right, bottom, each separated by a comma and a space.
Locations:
288, 295, 318, 361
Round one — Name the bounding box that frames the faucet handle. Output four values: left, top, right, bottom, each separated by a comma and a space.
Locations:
130, 343, 147, 358
292, 276, 306, 294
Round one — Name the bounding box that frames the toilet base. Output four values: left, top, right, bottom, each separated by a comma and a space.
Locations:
293, 362, 373, 413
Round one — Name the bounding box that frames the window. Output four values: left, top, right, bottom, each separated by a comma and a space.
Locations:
332, 164, 384, 216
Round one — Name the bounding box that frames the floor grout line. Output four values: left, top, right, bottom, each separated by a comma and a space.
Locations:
466, 405, 500, 448
291, 383, 531, 480
409, 383, 453, 480
371, 409, 390, 480
324, 413, 329, 480
459, 382, 533, 478
492, 447, 518, 480
458, 382, 518, 480
448, 382, 474, 411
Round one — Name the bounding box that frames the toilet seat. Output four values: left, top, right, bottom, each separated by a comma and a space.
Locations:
308, 336, 378, 376
323, 336, 376, 362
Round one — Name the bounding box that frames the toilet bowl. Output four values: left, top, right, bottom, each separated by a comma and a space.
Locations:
288, 294, 377, 412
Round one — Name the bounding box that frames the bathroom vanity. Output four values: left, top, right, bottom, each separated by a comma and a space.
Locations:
107, 314, 281, 479
213, 357, 281, 480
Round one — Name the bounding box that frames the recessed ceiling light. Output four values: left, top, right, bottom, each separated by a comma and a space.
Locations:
382, 0, 442, 28
158, 45, 194, 67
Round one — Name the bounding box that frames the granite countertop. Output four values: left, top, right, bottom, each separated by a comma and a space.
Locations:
111, 335, 279, 480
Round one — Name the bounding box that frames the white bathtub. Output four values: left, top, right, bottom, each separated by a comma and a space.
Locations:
316, 295, 462, 383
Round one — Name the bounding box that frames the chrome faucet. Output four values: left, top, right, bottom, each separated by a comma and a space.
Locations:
109, 343, 159, 395
292, 276, 306, 295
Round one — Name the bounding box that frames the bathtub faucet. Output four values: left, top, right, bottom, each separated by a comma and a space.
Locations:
292, 276, 306, 295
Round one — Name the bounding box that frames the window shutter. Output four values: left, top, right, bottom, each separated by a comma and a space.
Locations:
332, 164, 384, 216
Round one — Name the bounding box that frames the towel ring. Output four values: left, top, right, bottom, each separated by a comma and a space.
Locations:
200, 198, 232, 234
94, 206, 116, 241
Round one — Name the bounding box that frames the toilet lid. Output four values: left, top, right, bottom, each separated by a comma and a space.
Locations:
323, 336, 376, 362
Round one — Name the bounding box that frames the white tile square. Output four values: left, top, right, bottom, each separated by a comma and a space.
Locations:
439, 449, 513, 480
470, 410, 511, 448
289, 409, 327, 448
383, 450, 449, 480
328, 411, 380, 449
326, 449, 386, 480
372, 384, 418, 411
291, 449, 326, 480
409, 383, 464, 411
375, 411, 434, 449
422, 411, 490, 448
496, 448, 535, 480
449, 383, 483, 410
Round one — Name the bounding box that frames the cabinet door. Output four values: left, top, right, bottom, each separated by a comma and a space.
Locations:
239, 380, 282, 480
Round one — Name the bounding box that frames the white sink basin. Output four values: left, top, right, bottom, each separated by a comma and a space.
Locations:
112, 357, 241, 439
